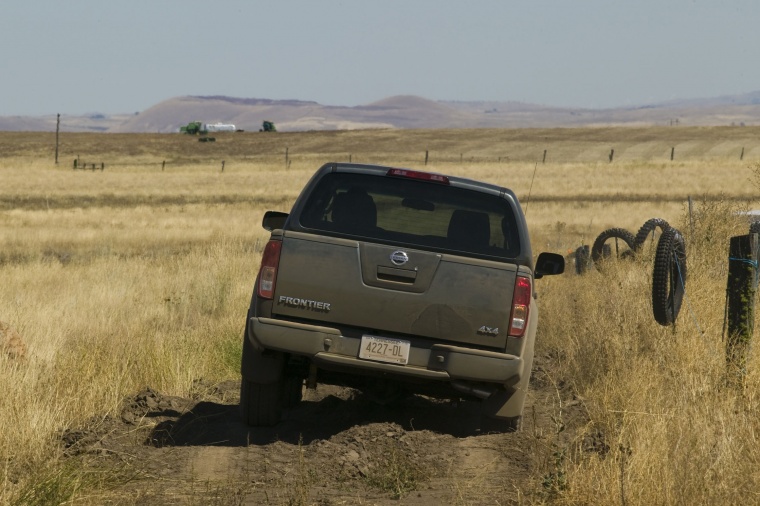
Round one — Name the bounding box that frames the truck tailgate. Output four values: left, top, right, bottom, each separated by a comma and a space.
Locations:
272, 231, 516, 349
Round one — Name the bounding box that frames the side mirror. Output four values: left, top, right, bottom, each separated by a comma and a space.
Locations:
262, 211, 289, 231
534, 252, 565, 279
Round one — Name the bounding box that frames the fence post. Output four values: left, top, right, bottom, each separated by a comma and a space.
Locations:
740, 147, 745, 161
609, 148, 614, 163
285, 147, 289, 168
671, 147, 675, 161
73, 159, 77, 169
725, 233, 759, 386
542, 149, 547, 164
688, 196, 694, 239
221, 160, 225, 172
425, 150, 429, 166
55, 113, 60, 165
162, 160, 166, 171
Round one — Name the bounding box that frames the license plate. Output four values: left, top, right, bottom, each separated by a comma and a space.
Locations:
359, 335, 410, 365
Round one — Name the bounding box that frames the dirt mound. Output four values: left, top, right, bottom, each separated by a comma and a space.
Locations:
58, 356, 590, 504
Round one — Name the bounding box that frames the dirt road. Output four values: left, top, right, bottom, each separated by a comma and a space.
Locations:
61, 355, 591, 505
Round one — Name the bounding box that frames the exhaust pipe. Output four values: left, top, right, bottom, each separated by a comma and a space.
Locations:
451, 380, 495, 400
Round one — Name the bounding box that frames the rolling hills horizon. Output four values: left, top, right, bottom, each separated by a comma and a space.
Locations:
3, 90, 760, 133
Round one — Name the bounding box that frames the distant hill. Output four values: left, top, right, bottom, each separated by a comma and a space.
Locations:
4, 92, 760, 133
0, 113, 138, 133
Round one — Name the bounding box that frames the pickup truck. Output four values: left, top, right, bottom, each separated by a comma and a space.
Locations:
241, 162, 564, 431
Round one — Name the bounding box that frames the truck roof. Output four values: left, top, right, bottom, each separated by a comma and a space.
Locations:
324, 162, 518, 200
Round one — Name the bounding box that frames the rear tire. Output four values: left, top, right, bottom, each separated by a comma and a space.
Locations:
240, 378, 282, 426
239, 327, 286, 426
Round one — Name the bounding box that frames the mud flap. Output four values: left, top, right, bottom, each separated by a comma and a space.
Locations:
481, 341, 534, 420
481, 383, 527, 419
241, 331, 285, 383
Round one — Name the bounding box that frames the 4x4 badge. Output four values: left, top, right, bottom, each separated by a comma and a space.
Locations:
390, 250, 409, 266
478, 326, 500, 336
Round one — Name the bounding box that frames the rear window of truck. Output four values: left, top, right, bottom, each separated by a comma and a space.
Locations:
298, 172, 521, 260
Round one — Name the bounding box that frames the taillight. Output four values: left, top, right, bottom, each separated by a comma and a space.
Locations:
386, 168, 450, 184
257, 240, 282, 299
508, 275, 532, 337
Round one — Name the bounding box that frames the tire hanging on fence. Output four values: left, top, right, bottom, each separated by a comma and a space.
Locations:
634, 218, 670, 251
574, 245, 591, 275
591, 228, 637, 265
652, 227, 687, 326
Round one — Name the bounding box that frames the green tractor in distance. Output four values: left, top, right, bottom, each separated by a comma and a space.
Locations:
179, 121, 208, 135
260, 120, 277, 132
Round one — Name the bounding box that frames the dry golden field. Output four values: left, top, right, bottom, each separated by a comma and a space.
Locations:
1, 127, 760, 504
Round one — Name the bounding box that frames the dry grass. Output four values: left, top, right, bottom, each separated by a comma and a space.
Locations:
535, 199, 760, 504
1, 128, 760, 504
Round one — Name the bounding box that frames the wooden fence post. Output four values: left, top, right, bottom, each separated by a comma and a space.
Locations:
609, 149, 614, 163
285, 147, 289, 168
688, 196, 694, 239
740, 147, 745, 161
162, 160, 165, 171
671, 147, 675, 161
542, 149, 547, 164
221, 160, 225, 172
425, 150, 429, 166
725, 233, 759, 386
55, 113, 60, 165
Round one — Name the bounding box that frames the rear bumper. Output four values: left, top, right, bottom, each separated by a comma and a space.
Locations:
248, 316, 524, 386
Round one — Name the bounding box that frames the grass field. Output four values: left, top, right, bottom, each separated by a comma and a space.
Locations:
1, 127, 760, 504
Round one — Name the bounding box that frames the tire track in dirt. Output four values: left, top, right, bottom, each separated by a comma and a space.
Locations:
60, 357, 590, 504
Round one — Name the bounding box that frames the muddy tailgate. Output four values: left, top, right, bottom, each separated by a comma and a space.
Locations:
272, 231, 516, 350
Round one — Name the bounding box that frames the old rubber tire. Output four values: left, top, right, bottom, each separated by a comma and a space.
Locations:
652, 228, 687, 326
591, 228, 636, 264
240, 378, 282, 426
574, 245, 591, 275
634, 218, 670, 251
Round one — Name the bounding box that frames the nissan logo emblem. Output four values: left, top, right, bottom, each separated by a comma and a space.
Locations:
390, 250, 409, 266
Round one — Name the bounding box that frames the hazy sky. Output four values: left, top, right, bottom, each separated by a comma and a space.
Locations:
3, 1, 759, 116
